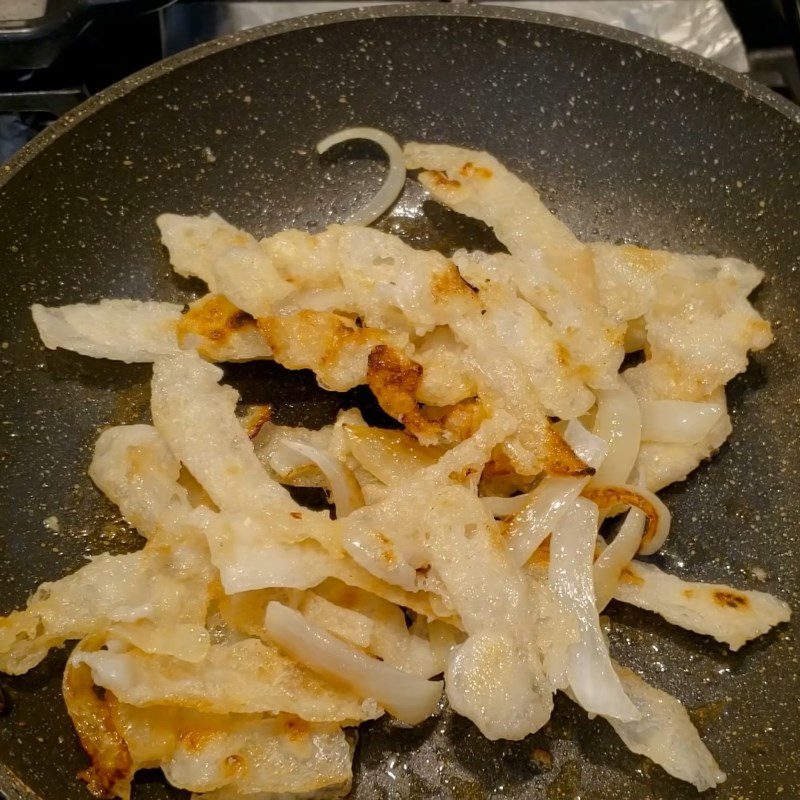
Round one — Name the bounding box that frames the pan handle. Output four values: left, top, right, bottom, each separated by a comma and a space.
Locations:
782, 0, 800, 69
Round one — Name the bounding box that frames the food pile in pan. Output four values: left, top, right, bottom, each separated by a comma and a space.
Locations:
2, 131, 789, 798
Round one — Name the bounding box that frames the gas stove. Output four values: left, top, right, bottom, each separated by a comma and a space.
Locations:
0, 0, 798, 161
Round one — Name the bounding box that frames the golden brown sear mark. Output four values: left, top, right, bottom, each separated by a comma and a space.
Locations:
427, 170, 462, 190
366, 345, 483, 445
64, 654, 133, 800
619, 566, 644, 586
245, 405, 272, 440
257, 310, 389, 390
430, 263, 475, 304
544, 426, 594, 477
459, 161, 493, 179
582, 486, 660, 547
282, 716, 311, 742
713, 590, 749, 610
178, 727, 217, 753
177, 294, 255, 351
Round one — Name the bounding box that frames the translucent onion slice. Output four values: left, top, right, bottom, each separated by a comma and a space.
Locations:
316, 127, 406, 225
623, 317, 647, 353
608, 664, 726, 791
550, 499, 640, 722
639, 399, 724, 445
108, 623, 210, 663
480, 494, 530, 518
63, 637, 133, 799
563, 419, 608, 471
264, 602, 443, 725
589, 383, 641, 487
593, 508, 646, 611
506, 476, 589, 567
282, 440, 364, 518
583, 484, 671, 555
343, 424, 440, 485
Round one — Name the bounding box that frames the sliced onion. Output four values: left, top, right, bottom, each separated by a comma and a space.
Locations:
264, 601, 443, 725
639, 400, 723, 445
589, 383, 641, 487
316, 127, 406, 226
608, 664, 726, 791
593, 508, 646, 611
563, 419, 608, 471
623, 317, 647, 352
63, 637, 133, 798
344, 424, 440, 485
282, 440, 364, 518
506, 476, 589, 567
583, 484, 671, 555
427, 620, 466, 674
480, 495, 530, 518
108, 623, 210, 663
549, 499, 640, 722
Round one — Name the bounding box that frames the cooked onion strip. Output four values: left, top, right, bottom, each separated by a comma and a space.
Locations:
480, 494, 530, 518
550, 499, 640, 722
282, 440, 364, 517
264, 601, 442, 725
506, 476, 589, 567
589, 383, 641, 486
316, 127, 406, 225
607, 664, 726, 791
639, 399, 724, 444
563, 418, 608, 471
344, 424, 439, 485
63, 637, 133, 799
593, 508, 646, 611
583, 483, 671, 555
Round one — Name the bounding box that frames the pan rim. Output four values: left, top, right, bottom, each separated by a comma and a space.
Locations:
1, 1, 799, 191
0, 4, 798, 800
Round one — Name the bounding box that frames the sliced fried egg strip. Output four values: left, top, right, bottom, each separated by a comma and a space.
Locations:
151, 351, 296, 513
112, 703, 353, 797
32, 300, 183, 363
613, 561, 791, 651
427, 485, 553, 739
89, 424, 187, 537
66, 644, 354, 800
79, 638, 380, 722
550, 498, 640, 721
31, 297, 271, 364
0, 546, 212, 675
157, 211, 254, 290
405, 143, 622, 390
605, 664, 726, 791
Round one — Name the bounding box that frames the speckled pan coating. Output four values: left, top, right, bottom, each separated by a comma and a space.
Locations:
0, 4, 798, 800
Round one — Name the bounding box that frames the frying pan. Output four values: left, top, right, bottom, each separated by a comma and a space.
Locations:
0, 4, 798, 799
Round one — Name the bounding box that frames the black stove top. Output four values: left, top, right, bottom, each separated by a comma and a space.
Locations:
0, 0, 797, 161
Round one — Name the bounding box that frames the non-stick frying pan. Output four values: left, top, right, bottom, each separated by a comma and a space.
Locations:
0, 4, 798, 799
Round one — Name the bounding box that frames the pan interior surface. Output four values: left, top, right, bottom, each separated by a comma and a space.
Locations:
0, 6, 798, 799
